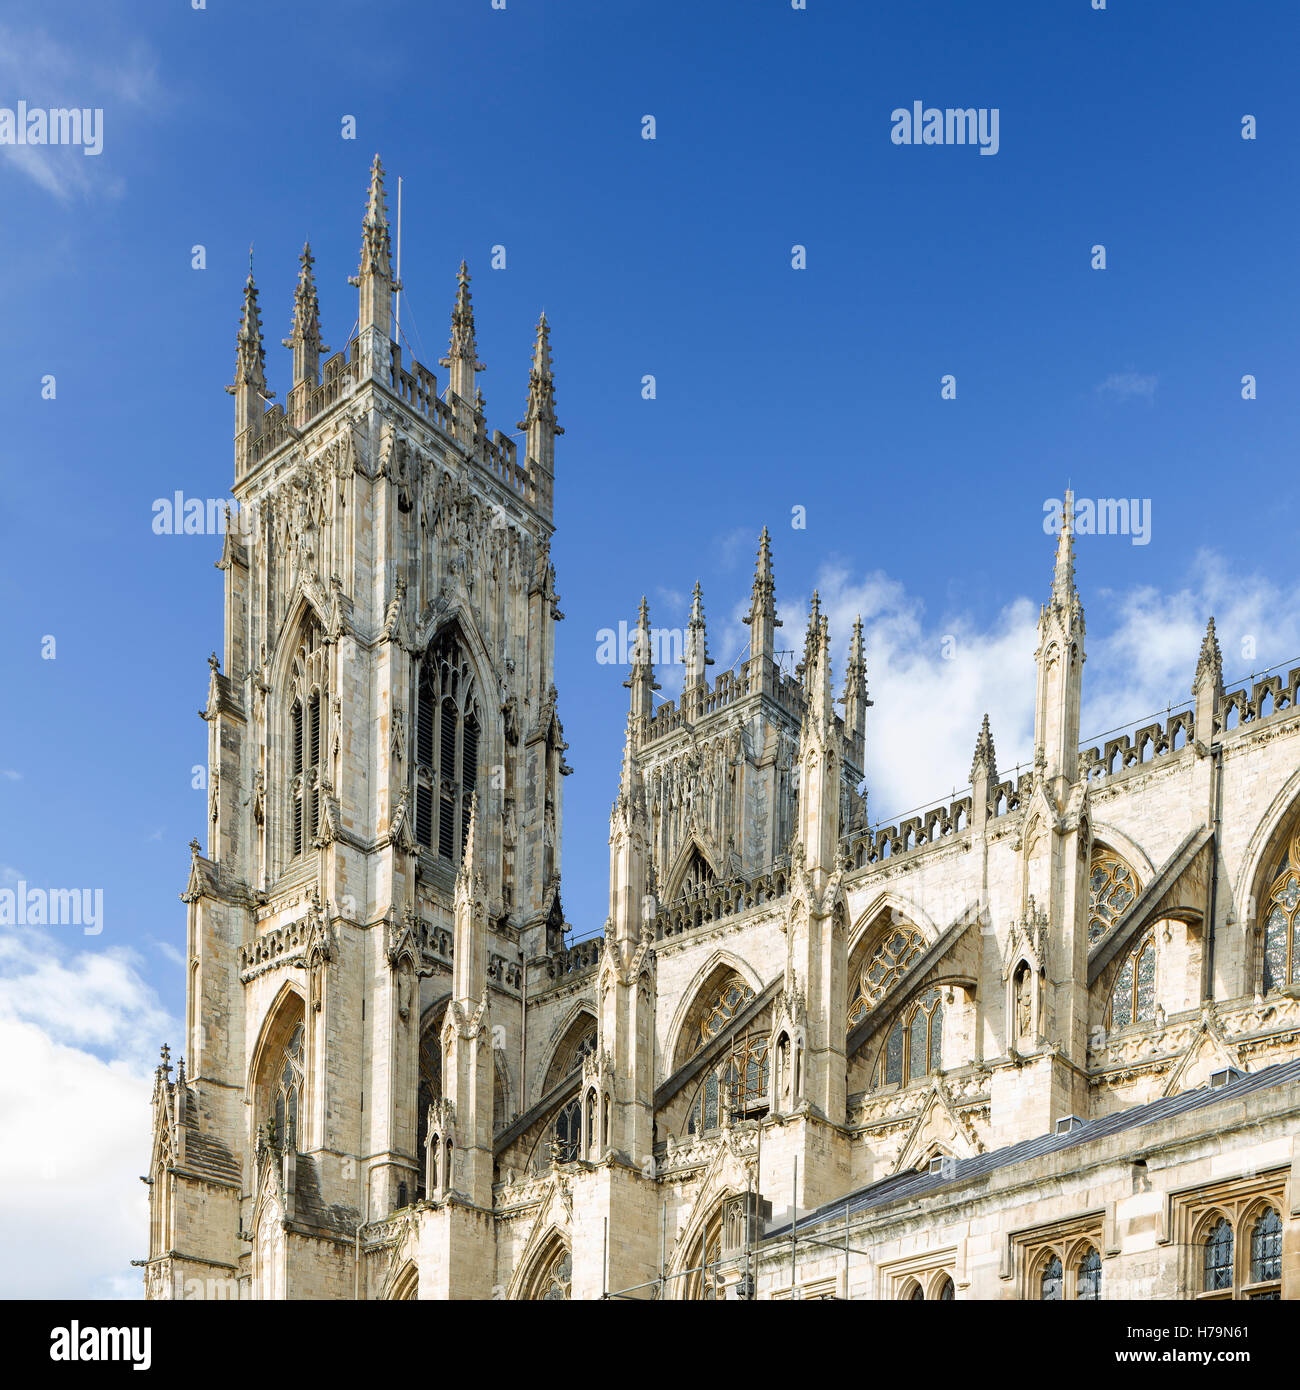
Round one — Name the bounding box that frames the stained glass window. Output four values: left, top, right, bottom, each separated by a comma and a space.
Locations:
699, 979, 755, 1048
1250, 1207, 1281, 1284
876, 989, 942, 1089
885, 1017, 904, 1086
1204, 1218, 1234, 1292
537, 1247, 572, 1301
1111, 957, 1134, 1029
1077, 1246, 1102, 1300
1109, 935, 1155, 1030
1040, 1255, 1063, 1301
1263, 838, 1300, 993
1088, 852, 1139, 944
848, 923, 927, 1028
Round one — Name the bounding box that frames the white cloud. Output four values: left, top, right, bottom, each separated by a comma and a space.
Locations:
0, 928, 177, 1298
800, 547, 1300, 828
1096, 371, 1158, 402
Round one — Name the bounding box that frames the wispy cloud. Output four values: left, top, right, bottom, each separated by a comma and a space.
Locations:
1096, 371, 1158, 403
0, 22, 160, 201
0, 770, 19, 781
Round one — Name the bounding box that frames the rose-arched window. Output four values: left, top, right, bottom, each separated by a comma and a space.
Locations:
415, 630, 480, 863
1088, 850, 1139, 944
848, 922, 926, 1029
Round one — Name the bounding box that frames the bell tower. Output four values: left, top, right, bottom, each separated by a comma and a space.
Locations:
146, 155, 568, 1299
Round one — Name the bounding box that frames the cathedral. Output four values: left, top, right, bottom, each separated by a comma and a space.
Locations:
144, 157, 1300, 1301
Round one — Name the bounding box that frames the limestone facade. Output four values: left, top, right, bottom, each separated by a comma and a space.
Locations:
144, 158, 1300, 1301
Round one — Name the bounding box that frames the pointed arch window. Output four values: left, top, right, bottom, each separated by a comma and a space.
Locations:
1262, 832, 1300, 994
416, 1017, 444, 1198
285, 620, 328, 861
1203, 1217, 1234, 1293
848, 922, 927, 1029
1088, 850, 1139, 945
1039, 1254, 1063, 1301
1250, 1207, 1281, 1287
1076, 1246, 1102, 1300
528, 1241, 573, 1301
679, 846, 716, 899
874, 988, 943, 1089
1108, 934, 1156, 1030
415, 630, 481, 863
553, 1097, 582, 1164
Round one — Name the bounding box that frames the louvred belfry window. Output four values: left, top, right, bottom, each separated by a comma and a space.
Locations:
286, 620, 328, 861
414, 631, 481, 864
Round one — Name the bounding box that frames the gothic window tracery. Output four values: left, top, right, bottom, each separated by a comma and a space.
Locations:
1180, 1184, 1285, 1300
848, 922, 927, 1029
1039, 1254, 1063, 1301
1262, 830, 1300, 994
1088, 850, 1139, 944
415, 630, 481, 863
254, 998, 306, 1153
873, 988, 943, 1088
528, 1241, 572, 1301
553, 1097, 582, 1163
1108, 934, 1156, 1030
1076, 1246, 1102, 1301
1249, 1208, 1282, 1293
678, 845, 716, 899
698, 978, 755, 1049
286, 620, 327, 861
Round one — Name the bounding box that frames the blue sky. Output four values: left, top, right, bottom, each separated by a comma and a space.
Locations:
1, 0, 1299, 1296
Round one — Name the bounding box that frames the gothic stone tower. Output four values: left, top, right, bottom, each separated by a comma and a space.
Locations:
143, 157, 567, 1299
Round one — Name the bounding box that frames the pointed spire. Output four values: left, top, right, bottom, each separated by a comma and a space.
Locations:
1194, 616, 1224, 694
798, 590, 822, 676
624, 595, 661, 724
747, 526, 777, 618
744, 527, 782, 694
441, 260, 485, 408
843, 615, 866, 699
453, 792, 487, 1005
1051, 488, 1077, 609
226, 271, 270, 438
283, 242, 329, 391
349, 154, 398, 342
359, 153, 393, 279
519, 312, 560, 431
458, 791, 480, 885
518, 312, 563, 520
843, 615, 870, 762
971, 713, 998, 783
684, 581, 714, 688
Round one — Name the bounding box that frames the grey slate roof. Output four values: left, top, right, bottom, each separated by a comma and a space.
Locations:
766, 1057, 1300, 1239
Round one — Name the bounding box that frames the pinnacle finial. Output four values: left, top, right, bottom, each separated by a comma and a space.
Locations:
226, 270, 269, 401
684, 581, 713, 686
843, 614, 867, 701
283, 241, 329, 369
971, 712, 998, 783
1194, 615, 1224, 695
441, 260, 485, 386
1051, 488, 1076, 607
